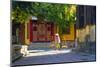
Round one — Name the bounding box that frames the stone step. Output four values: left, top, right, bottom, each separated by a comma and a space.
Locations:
28, 43, 51, 50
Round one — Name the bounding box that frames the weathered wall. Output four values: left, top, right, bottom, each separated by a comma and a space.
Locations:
76, 25, 96, 43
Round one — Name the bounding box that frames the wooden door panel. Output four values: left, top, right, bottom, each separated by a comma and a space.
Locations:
46, 24, 52, 41
33, 24, 38, 42
38, 24, 46, 41
32, 23, 54, 42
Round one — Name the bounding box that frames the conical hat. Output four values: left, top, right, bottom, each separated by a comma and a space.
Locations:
55, 33, 59, 36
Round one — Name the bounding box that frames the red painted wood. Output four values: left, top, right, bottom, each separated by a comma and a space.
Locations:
51, 23, 54, 41
30, 20, 55, 42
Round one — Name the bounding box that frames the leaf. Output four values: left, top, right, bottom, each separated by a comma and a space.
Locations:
12, 1, 76, 34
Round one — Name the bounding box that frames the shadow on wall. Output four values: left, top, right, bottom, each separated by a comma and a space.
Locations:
76, 25, 96, 54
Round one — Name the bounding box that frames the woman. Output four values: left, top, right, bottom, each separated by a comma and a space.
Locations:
55, 33, 61, 50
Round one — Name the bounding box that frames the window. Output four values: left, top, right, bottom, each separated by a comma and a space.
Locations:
62, 26, 70, 34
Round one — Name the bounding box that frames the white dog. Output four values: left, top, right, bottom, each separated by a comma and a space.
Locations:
20, 45, 29, 56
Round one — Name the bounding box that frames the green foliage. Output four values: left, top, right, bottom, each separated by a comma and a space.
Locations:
12, 1, 76, 34
12, 1, 31, 23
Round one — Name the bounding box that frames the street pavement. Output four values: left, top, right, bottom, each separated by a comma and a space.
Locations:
12, 48, 96, 67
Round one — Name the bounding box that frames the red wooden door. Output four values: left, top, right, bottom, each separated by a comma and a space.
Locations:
32, 23, 54, 42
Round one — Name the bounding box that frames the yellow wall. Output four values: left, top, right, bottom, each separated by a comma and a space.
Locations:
61, 24, 75, 41
25, 22, 30, 45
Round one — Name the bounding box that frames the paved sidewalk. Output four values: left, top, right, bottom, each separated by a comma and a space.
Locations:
12, 49, 96, 66
25, 49, 72, 57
